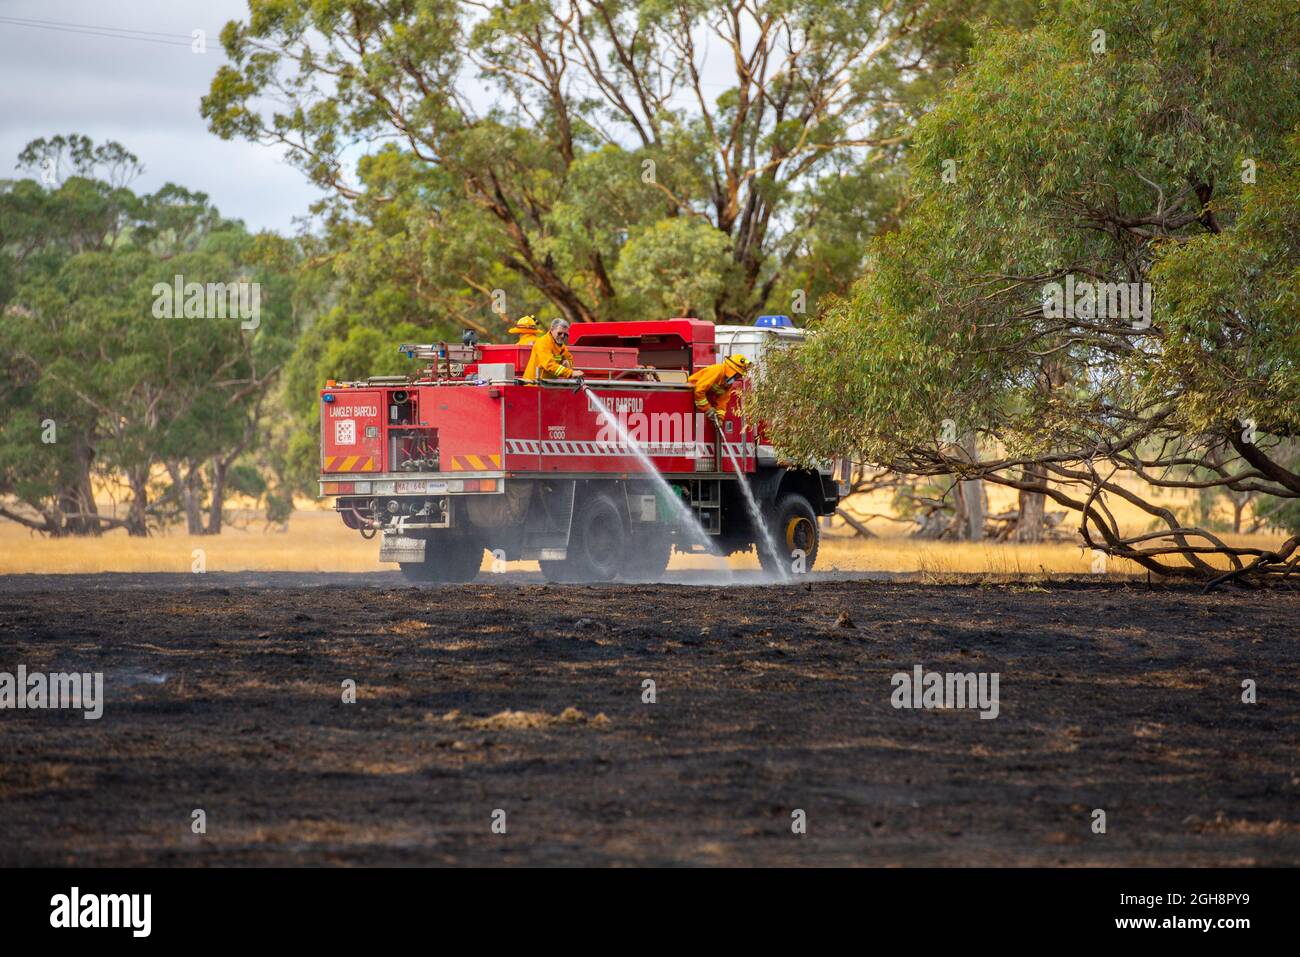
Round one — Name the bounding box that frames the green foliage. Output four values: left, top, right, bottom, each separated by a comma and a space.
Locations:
754, 0, 1300, 577
1256, 494, 1300, 536
204, 0, 1044, 328
0, 136, 308, 534
613, 216, 737, 321
1150, 131, 1300, 439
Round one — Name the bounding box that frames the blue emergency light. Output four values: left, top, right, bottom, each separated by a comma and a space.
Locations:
755, 314, 793, 328
322, 394, 335, 403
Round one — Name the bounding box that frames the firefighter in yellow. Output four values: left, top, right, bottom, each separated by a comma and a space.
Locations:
688, 353, 752, 426
524, 318, 584, 385
508, 314, 540, 345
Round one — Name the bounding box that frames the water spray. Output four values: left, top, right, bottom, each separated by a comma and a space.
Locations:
719, 433, 789, 581
583, 386, 725, 567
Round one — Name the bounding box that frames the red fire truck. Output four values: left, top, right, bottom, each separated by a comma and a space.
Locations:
318, 318, 846, 582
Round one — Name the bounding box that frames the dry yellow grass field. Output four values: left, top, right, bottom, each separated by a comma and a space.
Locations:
825, 479, 1286, 577
0, 480, 1284, 577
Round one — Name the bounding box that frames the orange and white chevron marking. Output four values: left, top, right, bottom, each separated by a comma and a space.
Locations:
448, 453, 502, 471
323, 454, 378, 472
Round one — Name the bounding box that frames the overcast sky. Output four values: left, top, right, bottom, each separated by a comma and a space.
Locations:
0, 1, 323, 234
0, 2, 750, 236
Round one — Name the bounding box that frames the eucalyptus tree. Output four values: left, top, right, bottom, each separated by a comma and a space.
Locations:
754, 0, 1300, 584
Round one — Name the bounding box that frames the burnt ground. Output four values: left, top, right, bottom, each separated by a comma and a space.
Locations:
0, 574, 1297, 866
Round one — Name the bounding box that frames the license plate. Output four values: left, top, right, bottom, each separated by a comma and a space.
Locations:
396, 480, 426, 494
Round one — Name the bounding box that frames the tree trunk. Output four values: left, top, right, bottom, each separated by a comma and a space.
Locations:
125, 467, 150, 537
167, 461, 205, 535
960, 434, 984, 542
206, 456, 227, 535
1014, 465, 1047, 542
834, 507, 876, 539
57, 440, 101, 535
1232, 496, 1246, 534
959, 480, 985, 541
57, 491, 83, 535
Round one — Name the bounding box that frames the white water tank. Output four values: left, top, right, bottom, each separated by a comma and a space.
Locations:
712, 324, 807, 373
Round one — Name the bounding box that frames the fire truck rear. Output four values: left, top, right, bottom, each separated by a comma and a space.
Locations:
318, 318, 846, 582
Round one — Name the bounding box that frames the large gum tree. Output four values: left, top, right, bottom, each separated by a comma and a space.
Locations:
202, 0, 1041, 330
753, 0, 1300, 585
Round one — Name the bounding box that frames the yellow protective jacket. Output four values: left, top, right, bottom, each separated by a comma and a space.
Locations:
523, 332, 577, 383
688, 359, 744, 415
513, 332, 539, 346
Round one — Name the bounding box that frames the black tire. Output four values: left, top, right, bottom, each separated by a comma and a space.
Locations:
400, 537, 484, 583
757, 492, 819, 576
621, 530, 673, 582
539, 492, 627, 582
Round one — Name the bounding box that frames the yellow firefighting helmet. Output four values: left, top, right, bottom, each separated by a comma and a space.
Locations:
723, 353, 753, 377
508, 315, 539, 335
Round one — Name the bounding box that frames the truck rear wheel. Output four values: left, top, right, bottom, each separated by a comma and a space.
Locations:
540, 492, 626, 582
758, 493, 819, 576
400, 538, 484, 584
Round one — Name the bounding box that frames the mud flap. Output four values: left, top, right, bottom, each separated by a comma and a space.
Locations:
379, 533, 426, 563
522, 479, 576, 553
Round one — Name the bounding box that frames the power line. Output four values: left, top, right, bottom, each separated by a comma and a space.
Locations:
0, 14, 194, 39
0, 16, 197, 48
